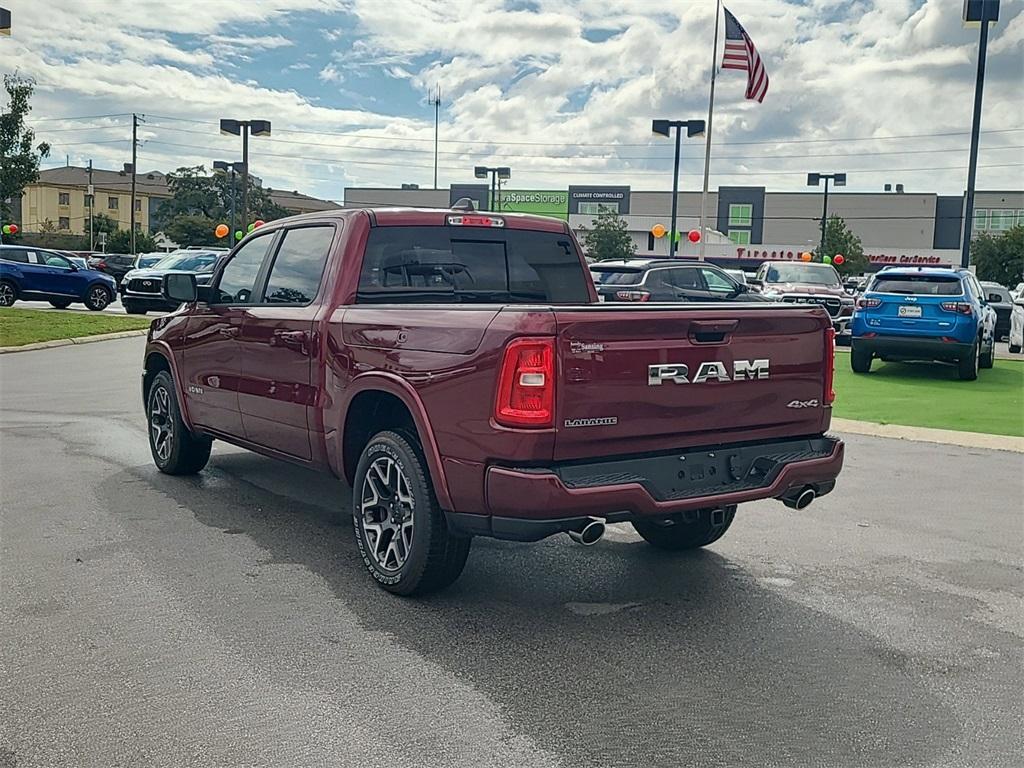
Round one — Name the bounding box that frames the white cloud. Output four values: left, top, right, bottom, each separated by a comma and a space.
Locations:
318, 63, 344, 83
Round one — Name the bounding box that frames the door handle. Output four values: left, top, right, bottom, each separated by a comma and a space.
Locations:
689, 319, 739, 344
218, 326, 240, 338
271, 329, 309, 351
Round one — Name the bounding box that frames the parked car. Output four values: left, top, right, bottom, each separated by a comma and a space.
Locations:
120, 250, 223, 314
724, 268, 749, 286
135, 253, 167, 270
1009, 295, 1023, 354
979, 281, 1013, 341
750, 261, 856, 343
144, 206, 844, 595
86, 253, 136, 287
0, 244, 117, 310
850, 266, 997, 380
589, 259, 770, 302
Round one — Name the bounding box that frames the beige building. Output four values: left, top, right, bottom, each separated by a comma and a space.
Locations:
16, 166, 339, 236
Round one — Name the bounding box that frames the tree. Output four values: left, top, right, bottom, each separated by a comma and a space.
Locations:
971, 226, 1023, 288
579, 208, 636, 261
820, 214, 867, 275
88, 212, 119, 235
156, 165, 289, 230
107, 228, 157, 254
163, 214, 222, 248
37, 218, 56, 233
0, 74, 51, 223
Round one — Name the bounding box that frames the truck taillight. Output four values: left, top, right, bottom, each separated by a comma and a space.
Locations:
494, 338, 555, 428
824, 327, 836, 404
615, 290, 651, 302
940, 301, 973, 315
856, 297, 881, 309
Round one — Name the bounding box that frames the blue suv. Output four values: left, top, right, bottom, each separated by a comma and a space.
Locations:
850, 266, 996, 381
0, 245, 117, 311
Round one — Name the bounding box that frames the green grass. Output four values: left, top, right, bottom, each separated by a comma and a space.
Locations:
0, 308, 151, 347
833, 356, 1024, 437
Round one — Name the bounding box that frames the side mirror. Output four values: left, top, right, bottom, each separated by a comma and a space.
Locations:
68, 262, 79, 271
163, 272, 198, 303
748, 277, 762, 286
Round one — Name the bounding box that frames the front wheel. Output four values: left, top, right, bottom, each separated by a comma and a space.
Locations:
958, 341, 979, 381
85, 284, 112, 311
850, 344, 872, 373
353, 430, 471, 596
631, 506, 736, 551
147, 370, 212, 474
0, 280, 17, 307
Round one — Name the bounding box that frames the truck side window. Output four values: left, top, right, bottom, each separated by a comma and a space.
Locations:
262, 226, 335, 305
214, 234, 274, 304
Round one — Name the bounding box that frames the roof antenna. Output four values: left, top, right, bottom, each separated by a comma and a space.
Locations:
451, 197, 475, 212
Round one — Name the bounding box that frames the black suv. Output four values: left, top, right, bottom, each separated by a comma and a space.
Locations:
120, 250, 225, 314
87, 253, 136, 287
590, 259, 771, 303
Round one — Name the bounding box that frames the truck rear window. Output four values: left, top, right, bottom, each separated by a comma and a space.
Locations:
357, 226, 590, 304
871, 275, 963, 296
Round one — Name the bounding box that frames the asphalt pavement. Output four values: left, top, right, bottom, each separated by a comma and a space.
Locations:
1, 337, 1022, 768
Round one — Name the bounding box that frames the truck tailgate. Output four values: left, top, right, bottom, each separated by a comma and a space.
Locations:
552, 304, 831, 461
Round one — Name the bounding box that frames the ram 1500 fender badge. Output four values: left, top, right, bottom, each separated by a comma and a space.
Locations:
564, 417, 618, 428
648, 359, 770, 385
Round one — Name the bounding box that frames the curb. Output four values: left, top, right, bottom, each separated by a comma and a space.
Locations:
0, 329, 148, 354
832, 417, 1024, 453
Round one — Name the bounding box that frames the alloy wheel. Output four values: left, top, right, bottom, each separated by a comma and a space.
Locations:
89, 286, 110, 310
149, 385, 174, 462
0, 283, 14, 307
360, 456, 415, 572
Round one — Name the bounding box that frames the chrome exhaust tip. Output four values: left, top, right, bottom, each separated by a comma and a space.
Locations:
783, 486, 817, 510
567, 517, 606, 546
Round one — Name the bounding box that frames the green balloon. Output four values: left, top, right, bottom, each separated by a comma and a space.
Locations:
822, 255, 832, 264
247, 222, 255, 232
2, 225, 9, 235
235, 230, 244, 240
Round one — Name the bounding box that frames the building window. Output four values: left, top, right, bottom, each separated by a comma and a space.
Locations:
84, 194, 94, 207
134, 222, 142, 232
728, 204, 753, 227
58, 217, 70, 230
991, 209, 1016, 231
579, 201, 619, 215
973, 209, 987, 230
728, 230, 751, 245
647, 231, 655, 251
1017, 210, 1024, 227
58, 192, 70, 206
108, 197, 119, 210
134, 199, 142, 212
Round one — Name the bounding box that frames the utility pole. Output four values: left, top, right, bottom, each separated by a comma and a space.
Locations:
130, 113, 139, 254
429, 84, 442, 189
87, 159, 94, 251
240, 123, 250, 228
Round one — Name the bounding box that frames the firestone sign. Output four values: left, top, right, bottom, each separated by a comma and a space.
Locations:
733, 246, 958, 266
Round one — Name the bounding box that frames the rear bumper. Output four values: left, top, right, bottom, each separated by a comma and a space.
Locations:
448, 435, 844, 541
853, 335, 972, 360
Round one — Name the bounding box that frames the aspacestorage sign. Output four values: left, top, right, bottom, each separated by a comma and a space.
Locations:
494, 190, 569, 219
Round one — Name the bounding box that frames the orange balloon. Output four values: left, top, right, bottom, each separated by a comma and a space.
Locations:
800, 252, 813, 262
651, 223, 667, 238
215, 224, 229, 238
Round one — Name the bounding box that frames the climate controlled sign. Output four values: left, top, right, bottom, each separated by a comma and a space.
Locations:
494, 190, 569, 220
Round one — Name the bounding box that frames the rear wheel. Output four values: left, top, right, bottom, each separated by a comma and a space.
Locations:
49, 299, 72, 309
850, 344, 872, 373
0, 280, 17, 307
352, 430, 471, 595
84, 284, 112, 311
957, 341, 979, 381
147, 370, 212, 474
979, 338, 995, 369
1010, 343, 1022, 354
631, 506, 736, 551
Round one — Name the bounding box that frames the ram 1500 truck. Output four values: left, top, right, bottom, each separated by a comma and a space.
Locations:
144, 205, 845, 595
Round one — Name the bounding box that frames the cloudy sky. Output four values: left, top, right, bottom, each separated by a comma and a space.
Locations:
4, 0, 1023, 202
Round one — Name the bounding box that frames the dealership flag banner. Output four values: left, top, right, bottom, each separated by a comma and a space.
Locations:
721, 7, 769, 103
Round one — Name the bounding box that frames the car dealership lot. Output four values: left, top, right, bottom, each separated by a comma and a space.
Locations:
1, 337, 1021, 768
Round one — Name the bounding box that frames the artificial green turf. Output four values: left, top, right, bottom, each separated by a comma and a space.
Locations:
832, 356, 1024, 437
0, 308, 150, 347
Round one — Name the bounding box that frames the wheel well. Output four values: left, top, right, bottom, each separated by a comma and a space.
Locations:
143, 352, 172, 401
342, 390, 417, 485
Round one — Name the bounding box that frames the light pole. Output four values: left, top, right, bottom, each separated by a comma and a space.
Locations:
807, 172, 846, 258
474, 166, 511, 211
213, 160, 245, 240
960, 0, 1000, 268
219, 119, 271, 227
652, 119, 706, 258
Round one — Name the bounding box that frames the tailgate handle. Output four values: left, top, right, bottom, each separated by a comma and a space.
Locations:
689, 320, 738, 344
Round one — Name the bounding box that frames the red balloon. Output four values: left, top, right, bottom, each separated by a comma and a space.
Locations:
833, 254, 845, 265
8, 223, 17, 234
687, 229, 701, 243
253, 219, 265, 228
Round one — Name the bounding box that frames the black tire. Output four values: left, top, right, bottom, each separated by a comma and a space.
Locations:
146, 370, 212, 475
49, 299, 72, 309
84, 284, 112, 311
123, 302, 147, 315
957, 341, 979, 381
352, 430, 471, 596
0, 280, 17, 307
1010, 343, 1022, 354
850, 343, 872, 373
631, 506, 736, 551
979, 338, 995, 369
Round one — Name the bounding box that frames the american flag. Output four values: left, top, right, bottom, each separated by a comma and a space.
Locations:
721, 7, 769, 103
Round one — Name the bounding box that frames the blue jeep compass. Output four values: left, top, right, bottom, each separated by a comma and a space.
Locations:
850, 266, 996, 381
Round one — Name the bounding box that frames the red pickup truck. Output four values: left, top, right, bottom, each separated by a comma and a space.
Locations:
144, 205, 845, 595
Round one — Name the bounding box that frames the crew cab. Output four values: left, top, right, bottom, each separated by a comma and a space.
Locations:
143, 206, 845, 595
751, 261, 855, 343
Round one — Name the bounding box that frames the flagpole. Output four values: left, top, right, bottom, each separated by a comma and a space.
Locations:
698, 0, 722, 262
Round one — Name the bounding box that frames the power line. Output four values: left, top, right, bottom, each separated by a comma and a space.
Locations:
31, 113, 132, 122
